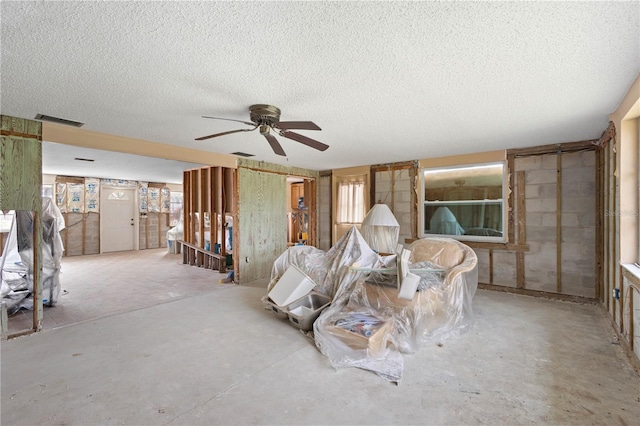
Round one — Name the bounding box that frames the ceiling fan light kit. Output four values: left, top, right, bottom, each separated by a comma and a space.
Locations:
197, 104, 329, 157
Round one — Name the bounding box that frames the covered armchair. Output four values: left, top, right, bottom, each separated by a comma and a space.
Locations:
353, 237, 478, 352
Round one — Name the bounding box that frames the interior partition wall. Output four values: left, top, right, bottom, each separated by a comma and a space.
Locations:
0, 115, 43, 337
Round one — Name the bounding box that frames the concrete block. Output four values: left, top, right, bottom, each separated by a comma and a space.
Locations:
561, 228, 591, 243
525, 183, 557, 199
525, 212, 543, 226
526, 198, 557, 213
562, 167, 594, 187
491, 252, 517, 286
527, 226, 552, 246
560, 152, 582, 168
525, 279, 557, 294
525, 241, 558, 267
398, 190, 413, 204
474, 249, 490, 283
393, 203, 410, 215
526, 169, 556, 185
541, 154, 559, 170
562, 197, 594, 213
514, 156, 541, 171
561, 213, 579, 227
581, 150, 596, 167
376, 180, 392, 194
561, 242, 595, 263
562, 182, 581, 198
579, 181, 596, 196
580, 211, 596, 227
542, 213, 557, 227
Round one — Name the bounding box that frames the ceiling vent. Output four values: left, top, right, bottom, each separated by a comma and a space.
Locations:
231, 152, 255, 157
35, 113, 84, 127
74, 157, 94, 162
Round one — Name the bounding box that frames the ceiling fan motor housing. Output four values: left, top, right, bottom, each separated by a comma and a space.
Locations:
249, 104, 281, 126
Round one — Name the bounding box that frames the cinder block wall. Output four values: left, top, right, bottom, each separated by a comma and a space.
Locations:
139, 213, 169, 249
375, 169, 412, 246
516, 151, 596, 298
62, 213, 83, 256
84, 213, 100, 255
61, 213, 99, 256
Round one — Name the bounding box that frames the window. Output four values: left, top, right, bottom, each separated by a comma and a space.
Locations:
41, 184, 53, 199
337, 181, 365, 224
170, 192, 183, 227
421, 162, 506, 242
107, 191, 130, 200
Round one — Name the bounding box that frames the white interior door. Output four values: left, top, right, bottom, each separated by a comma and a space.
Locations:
101, 188, 136, 253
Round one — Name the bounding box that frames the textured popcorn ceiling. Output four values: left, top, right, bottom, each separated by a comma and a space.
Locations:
1, 1, 639, 178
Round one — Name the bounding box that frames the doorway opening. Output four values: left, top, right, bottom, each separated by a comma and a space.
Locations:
287, 176, 317, 247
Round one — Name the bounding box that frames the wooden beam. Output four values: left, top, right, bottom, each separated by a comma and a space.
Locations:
32, 211, 42, 331
409, 165, 418, 239
459, 242, 530, 252
556, 151, 563, 293
158, 212, 162, 248
81, 213, 86, 255
183, 171, 190, 244
220, 167, 226, 256
603, 145, 610, 308
199, 168, 205, 249
613, 146, 618, 322
508, 139, 598, 157
595, 148, 604, 301
479, 283, 599, 304
516, 170, 526, 289
369, 167, 376, 208
595, 121, 616, 148
507, 154, 515, 244
630, 286, 635, 353
370, 160, 416, 172
208, 167, 215, 246
489, 249, 494, 285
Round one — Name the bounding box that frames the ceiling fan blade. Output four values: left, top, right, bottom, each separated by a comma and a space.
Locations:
195, 126, 257, 141
264, 133, 286, 156
202, 115, 255, 126
276, 121, 321, 131
280, 131, 329, 151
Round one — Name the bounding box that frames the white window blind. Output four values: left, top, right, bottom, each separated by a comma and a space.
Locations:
337, 181, 365, 224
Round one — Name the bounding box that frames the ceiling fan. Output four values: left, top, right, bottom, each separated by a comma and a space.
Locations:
195, 104, 329, 157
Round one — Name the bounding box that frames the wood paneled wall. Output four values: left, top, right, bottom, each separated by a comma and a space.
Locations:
0, 115, 43, 335
237, 167, 287, 283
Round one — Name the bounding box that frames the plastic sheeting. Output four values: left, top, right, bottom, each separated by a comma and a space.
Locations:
1, 198, 65, 314
267, 227, 478, 383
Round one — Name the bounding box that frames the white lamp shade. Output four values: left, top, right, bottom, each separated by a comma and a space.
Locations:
362, 204, 400, 253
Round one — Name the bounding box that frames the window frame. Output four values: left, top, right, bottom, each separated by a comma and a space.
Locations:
419, 161, 508, 243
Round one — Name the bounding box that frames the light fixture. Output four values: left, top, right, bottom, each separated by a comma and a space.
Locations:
361, 203, 400, 254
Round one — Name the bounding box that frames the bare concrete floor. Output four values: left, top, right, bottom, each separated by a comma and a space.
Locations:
7, 249, 231, 334
2, 250, 640, 425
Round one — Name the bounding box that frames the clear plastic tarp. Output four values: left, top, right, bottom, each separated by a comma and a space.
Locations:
1, 198, 65, 314
267, 227, 478, 383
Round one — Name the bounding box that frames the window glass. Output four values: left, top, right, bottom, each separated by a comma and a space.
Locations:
170, 192, 183, 227
337, 181, 365, 224
108, 191, 129, 201
422, 163, 505, 241
41, 184, 53, 198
